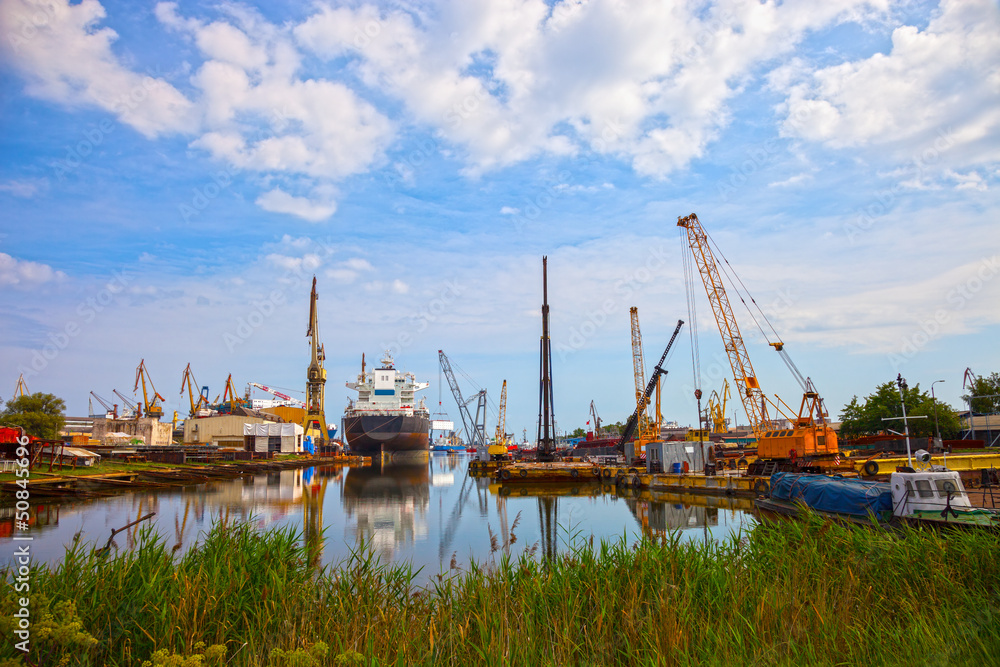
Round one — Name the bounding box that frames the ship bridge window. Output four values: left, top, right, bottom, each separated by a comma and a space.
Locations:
935, 479, 962, 497
915, 480, 934, 499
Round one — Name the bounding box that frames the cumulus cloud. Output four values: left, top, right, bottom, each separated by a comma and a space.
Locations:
0, 0, 195, 137
776, 0, 1000, 175
256, 188, 336, 222
0, 253, 66, 288
294, 0, 885, 177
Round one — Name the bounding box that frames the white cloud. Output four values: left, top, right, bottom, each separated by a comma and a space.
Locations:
391, 279, 409, 294
0, 178, 45, 197
499, 206, 520, 215
295, 0, 885, 178
0, 253, 66, 287
0, 0, 194, 137
777, 0, 1000, 173
256, 188, 336, 222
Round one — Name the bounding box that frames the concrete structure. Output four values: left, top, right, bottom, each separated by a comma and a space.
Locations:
91, 417, 172, 446
183, 415, 274, 447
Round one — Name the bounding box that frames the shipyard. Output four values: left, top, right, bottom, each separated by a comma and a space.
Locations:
3, 0, 1000, 665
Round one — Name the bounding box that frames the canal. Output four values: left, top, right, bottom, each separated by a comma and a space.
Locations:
3, 454, 757, 583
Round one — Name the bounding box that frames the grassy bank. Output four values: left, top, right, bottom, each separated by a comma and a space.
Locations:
2, 516, 998, 666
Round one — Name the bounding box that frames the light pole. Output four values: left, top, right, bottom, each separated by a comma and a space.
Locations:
931, 379, 945, 450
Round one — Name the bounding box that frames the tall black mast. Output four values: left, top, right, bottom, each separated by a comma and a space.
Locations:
537, 256, 556, 461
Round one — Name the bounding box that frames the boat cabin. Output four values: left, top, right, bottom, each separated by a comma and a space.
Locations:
890, 470, 971, 516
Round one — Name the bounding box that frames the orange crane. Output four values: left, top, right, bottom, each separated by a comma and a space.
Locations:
133, 359, 165, 419
678, 213, 837, 475
218, 374, 247, 413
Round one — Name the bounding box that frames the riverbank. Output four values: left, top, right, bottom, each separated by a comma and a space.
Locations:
0, 454, 367, 503
2, 515, 997, 666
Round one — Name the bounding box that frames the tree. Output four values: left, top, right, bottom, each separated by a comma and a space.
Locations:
569, 427, 586, 438
0, 392, 66, 440
962, 371, 1000, 414
838, 380, 961, 440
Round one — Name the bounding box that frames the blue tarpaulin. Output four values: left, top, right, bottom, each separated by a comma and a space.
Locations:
769, 472, 892, 517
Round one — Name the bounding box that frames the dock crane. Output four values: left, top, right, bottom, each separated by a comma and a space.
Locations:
438, 350, 488, 452
304, 276, 328, 448
589, 400, 603, 438
677, 213, 837, 474
134, 359, 165, 419
617, 319, 684, 455
490, 380, 511, 460
216, 374, 247, 413
180, 363, 209, 417
248, 382, 306, 407
13, 374, 29, 399
708, 380, 731, 434
89, 391, 118, 419
113, 389, 140, 418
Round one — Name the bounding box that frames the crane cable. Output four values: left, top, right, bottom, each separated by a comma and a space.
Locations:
705, 231, 783, 346
680, 228, 702, 398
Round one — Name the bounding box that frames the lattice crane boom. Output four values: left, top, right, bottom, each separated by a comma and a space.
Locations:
495, 380, 507, 446
677, 214, 769, 439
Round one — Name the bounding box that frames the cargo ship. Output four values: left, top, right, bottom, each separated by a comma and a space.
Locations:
344, 352, 430, 458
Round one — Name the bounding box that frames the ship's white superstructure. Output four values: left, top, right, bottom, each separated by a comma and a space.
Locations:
345, 352, 429, 418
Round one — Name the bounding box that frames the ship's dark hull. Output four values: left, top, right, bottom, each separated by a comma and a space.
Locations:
343, 414, 430, 456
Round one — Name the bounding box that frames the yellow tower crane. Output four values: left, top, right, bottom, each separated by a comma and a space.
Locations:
133, 359, 165, 419
488, 380, 510, 460
179, 363, 208, 417
677, 213, 838, 474
629, 307, 664, 455
304, 276, 328, 449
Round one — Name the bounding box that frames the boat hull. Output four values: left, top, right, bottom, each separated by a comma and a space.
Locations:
343, 414, 430, 457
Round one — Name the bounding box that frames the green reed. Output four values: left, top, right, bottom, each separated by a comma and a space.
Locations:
2, 513, 998, 666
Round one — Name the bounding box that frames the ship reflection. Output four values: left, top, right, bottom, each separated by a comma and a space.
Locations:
342, 459, 429, 558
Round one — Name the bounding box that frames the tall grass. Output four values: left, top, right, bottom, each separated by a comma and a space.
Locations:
2, 514, 998, 666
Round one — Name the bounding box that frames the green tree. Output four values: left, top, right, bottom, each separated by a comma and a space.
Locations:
0, 392, 66, 440
961, 371, 1000, 413
838, 380, 961, 440
569, 427, 586, 438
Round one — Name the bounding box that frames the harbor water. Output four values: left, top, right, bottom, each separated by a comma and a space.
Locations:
3, 453, 756, 584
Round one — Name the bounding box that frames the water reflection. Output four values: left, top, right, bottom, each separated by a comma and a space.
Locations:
342, 459, 429, 559
2, 454, 758, 582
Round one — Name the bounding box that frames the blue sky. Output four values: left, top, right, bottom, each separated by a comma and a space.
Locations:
1, 0, 998, 439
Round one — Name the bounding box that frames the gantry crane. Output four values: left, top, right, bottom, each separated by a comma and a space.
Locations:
304, 276, 328, 447
180, 363, 209, 417
133, 359, 165, 419
678, 213, 837, 474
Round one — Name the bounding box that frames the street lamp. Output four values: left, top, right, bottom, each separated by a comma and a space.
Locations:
931, 379, 945, 450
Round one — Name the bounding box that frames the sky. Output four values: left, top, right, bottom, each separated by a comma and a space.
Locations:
1, 0, 998, 441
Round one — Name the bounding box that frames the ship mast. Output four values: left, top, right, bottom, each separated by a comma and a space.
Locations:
304, 276, 328, 449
